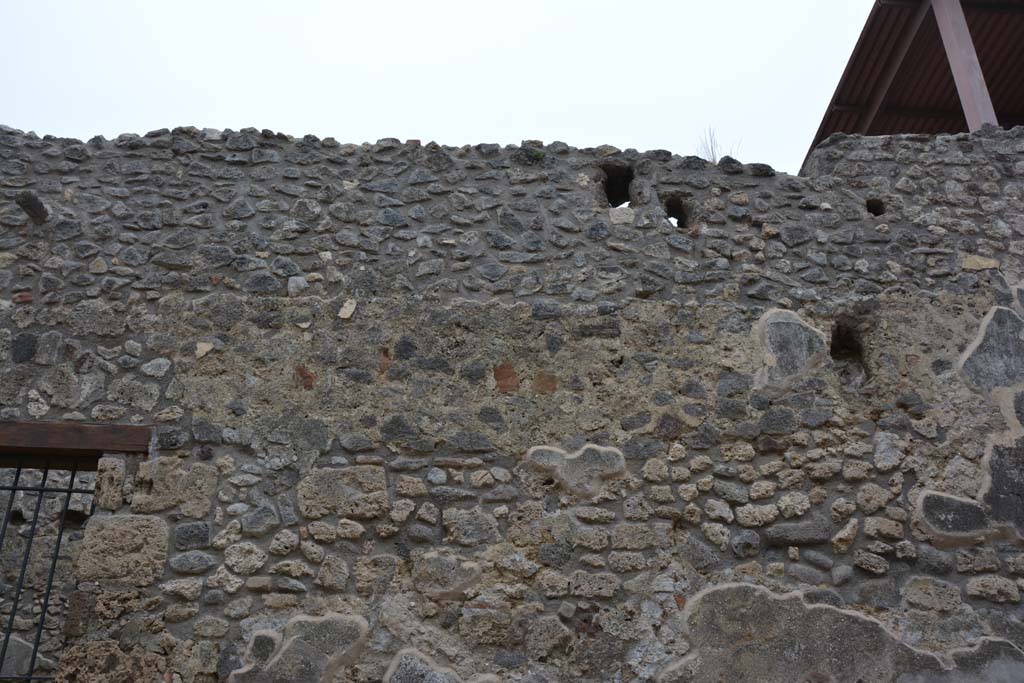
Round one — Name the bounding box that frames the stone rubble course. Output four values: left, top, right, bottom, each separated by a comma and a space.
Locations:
2, 123, 1024, 681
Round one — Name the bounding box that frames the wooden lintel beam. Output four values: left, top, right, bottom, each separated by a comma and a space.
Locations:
932, 0, 999, 130
0, 421, 152, 457
857, 0, 934, 134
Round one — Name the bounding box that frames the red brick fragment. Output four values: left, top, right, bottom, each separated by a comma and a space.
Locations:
493, 362, 519, 393
532, 371, 558, 394
295, 365, 315, 390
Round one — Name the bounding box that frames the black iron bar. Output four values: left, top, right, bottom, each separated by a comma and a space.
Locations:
0, 460, 97, 681
0, 466, 48, 675
0, 468, 22, 557
26, 466, 76, 678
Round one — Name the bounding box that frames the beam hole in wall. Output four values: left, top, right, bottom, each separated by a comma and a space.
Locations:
663, 195, 690, 229
866, 198, 885, 216
601, 164, 634, 208
830, 320, 868, 388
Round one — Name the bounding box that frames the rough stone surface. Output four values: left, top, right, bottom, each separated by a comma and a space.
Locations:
982, 438, 1024, 535
919, 490, 989, 538
755, 309, 828, 386
75, 515, 168, 586
296, 466, 388, 519
958, 307, 1024, 394
0, 125, 1020, 680
522, 444, 626, 499
227, 612, 368, 683
53, 641, 163, 683
657, 583, 1024, 683
383, 648, 498, 683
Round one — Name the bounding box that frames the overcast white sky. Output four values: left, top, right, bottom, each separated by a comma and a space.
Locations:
1, 0, 872, 174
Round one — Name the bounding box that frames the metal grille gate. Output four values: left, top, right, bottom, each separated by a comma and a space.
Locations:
0, 461, 95, 681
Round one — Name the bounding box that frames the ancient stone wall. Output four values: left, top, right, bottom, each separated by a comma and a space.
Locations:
1, 122, 1024, 682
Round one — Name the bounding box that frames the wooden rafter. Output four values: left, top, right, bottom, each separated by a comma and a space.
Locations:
932, 0, 999, 130
857, 0, 935, 134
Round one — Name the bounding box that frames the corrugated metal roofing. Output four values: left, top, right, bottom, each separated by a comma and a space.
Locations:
805, 0, 1024, 167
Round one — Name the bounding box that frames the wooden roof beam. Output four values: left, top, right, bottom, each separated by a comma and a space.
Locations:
882, 0, 1024, 13
932, 0, 999, 130
857, 0, 934, 134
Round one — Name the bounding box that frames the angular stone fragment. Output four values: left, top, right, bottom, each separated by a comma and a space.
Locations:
69, 300, 127, 337
228, 612, 368, 683
245, 632, 279, 669
383, 648, 498, 683
1, 635, 52, 677
355, 554, 402, 595
54, 640, 163, 683
314, 555, 350, 591
922, 639, 1024, 683
76, 515, 168, 586
918, 490, 989, 538
956, 547, 1000, 574
961, 253, 1000, 271
958, 306, 1024, 395
982, 438, 1024, 535
14, 190, 48, 225
658, 583, 946, 682
735, 503, 779, 528
241, 504, 280, 538
224, 542, 268, 575
522, 444, 626, 499
95, 456, 126, 510
777, 492, 811, 518
412, 550, 482, 599
570, 570, 620, 598
966, 575, 1020, 604
296, 466, 388, 519
853, 550, 889, 575
754, 309, 828, 386
169, 550, 217, 575
730, 529, 761, 558
443, 507, 499, 546
831, 518, 858, 554
525, 615, 572, 659
873, 431, 903, 472
864, 516, 903, 540
856, 482, 892, 514
160, 577, 203, 601
106, 375, 160, 411
131, 458, 217, 519
763, 516, 831, 546
902, 576, 963, 613
130, 458, 181, 513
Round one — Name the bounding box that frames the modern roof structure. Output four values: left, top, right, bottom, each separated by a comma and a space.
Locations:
805, 0, 1024, 169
